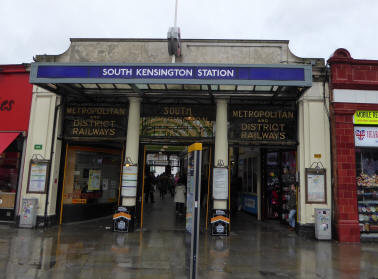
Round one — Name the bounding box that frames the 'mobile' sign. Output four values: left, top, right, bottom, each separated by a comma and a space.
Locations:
30, 63, 312, 86
353, 110, 378, 125
354, 126, 378, 147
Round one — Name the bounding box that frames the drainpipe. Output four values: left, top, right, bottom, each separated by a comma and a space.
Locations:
322, 64, 335, 233
43, 96, 64, 227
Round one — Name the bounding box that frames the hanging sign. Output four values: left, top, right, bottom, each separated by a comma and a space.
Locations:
212, 167, 228, 199
353, 110, 378, 125
354, 126, 378, 147
121, 165, 138, 197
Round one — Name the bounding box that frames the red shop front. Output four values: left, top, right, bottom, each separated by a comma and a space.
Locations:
329, 49, 378, 242
0, 64, 33, 221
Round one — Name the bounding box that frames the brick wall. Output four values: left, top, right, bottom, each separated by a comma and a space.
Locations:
332, 104, 358, 242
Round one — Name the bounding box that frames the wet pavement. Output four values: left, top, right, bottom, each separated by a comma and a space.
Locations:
1, 194, 378, 279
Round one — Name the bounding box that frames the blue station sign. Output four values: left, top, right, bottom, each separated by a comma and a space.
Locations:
30, 63, 312, 86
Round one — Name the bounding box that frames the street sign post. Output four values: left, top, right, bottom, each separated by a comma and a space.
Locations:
187, 143, 202, 279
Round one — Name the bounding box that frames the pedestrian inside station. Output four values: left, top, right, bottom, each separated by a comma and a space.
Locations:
21, 39, 331, 238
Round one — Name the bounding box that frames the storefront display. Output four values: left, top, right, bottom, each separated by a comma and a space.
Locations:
356, 149, 378, 234
264, 150, 296, 221
281, 151, 297, 222
0, 150, 20, 219
61, 146, 122, 222
265, 152, 280, 219
0, 135, 25, 220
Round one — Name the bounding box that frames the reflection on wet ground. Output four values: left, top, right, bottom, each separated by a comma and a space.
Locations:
0, 194, 377, 279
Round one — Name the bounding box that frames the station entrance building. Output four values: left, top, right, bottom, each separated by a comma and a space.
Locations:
21, 39, 331, 237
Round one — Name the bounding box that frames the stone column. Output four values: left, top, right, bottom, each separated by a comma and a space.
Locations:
214, 98, 228, 210
122, 97, 141, 207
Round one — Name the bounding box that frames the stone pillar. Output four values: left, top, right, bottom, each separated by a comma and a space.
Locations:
213, 99, 228, 210
122, 97, 141, 207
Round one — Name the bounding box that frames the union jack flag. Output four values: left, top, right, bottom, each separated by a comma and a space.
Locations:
355, 129, 365, 140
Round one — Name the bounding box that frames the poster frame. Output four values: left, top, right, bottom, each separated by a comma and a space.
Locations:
212, 166, 229, 200
305, 168, 327, 204
26, 159, 51, 194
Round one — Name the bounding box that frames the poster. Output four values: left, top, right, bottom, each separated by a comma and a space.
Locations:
88, 170, 101, 191
306, 169, 326, 203
121, 165, 138, 197
213, 168, 228, 199
27, 161, 49, 193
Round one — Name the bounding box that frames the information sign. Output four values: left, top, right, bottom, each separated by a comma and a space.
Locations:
121, 165, 138, 197
305, 168, 327, 204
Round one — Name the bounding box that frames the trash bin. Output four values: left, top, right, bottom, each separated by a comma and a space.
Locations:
19, 198, 38, 228
315, 208, 331, 240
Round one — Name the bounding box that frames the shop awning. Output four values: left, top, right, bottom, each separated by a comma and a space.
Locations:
0, 133, 19, 154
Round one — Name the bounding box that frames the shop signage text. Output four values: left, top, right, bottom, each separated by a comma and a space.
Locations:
230, 106, 297, 143
354, 126, 378, 147
64, 104, 127, 139
353, 110, 378, 125
0, 99, 15, 111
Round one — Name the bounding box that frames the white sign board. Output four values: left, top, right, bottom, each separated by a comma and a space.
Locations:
307, 174, 325, 202
213, 168, 228, 199
121, 165, 138, 197
354, 126, 378, 147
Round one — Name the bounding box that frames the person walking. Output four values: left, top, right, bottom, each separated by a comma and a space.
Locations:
144, 170, 155, 203
288, 183, 297, 231
174, 176, 186, 215
158, 172, 168, 200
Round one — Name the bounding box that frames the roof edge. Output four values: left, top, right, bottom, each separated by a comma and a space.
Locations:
328, 48, 378, 65
69, 38, 290, 44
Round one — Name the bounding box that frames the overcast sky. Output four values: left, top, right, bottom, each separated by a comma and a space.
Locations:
1, 0, 377, 64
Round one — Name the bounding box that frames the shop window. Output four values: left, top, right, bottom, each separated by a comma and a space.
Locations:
0, 137, 22, 212
63, 147, 121, 205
